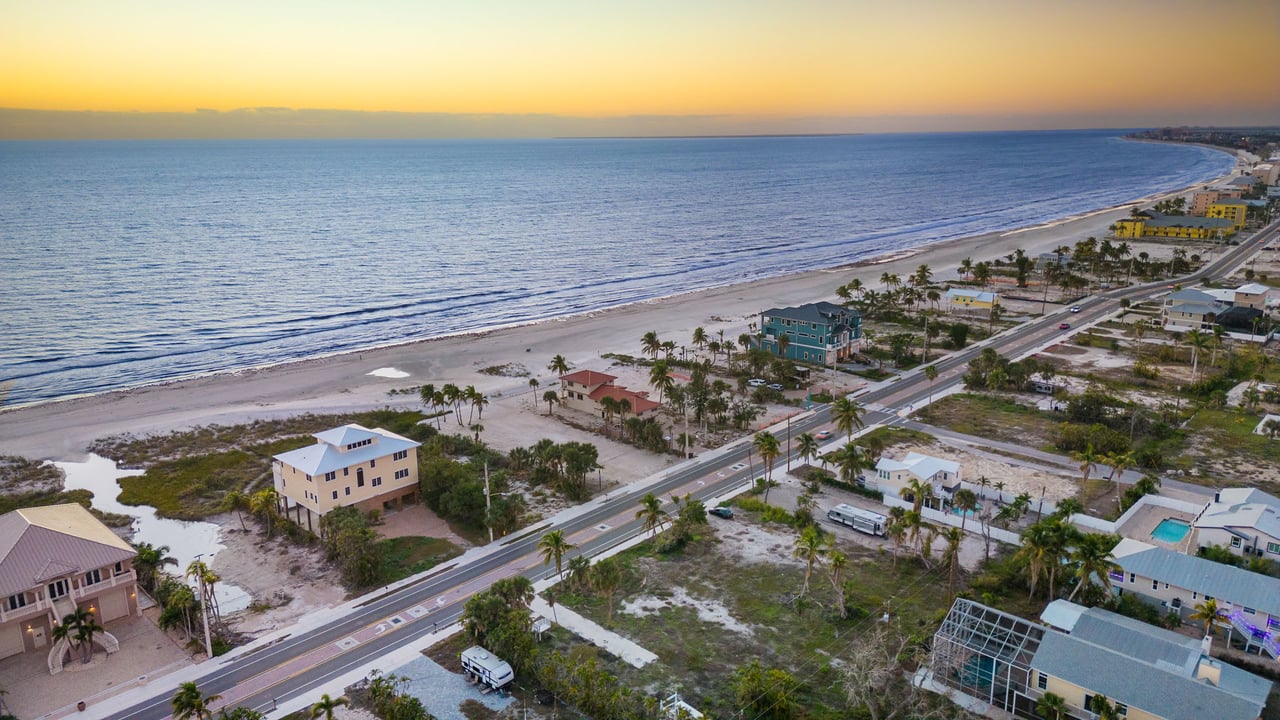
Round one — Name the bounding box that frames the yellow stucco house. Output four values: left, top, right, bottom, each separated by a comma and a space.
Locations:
1207, 198, 1249, 231
943, 288, 998, 311
1114, 211, 1235, 240
273, 423, 421, 531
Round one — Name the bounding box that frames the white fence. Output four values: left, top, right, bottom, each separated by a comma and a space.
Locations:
882, 494, 1023, 546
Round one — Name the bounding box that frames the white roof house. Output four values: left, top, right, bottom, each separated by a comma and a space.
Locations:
876, 452, 960, 483
1192, 488, 1280, 559
274, 424, 419, 476
944, 288, 998, 305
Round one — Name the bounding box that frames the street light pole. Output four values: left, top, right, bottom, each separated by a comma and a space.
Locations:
194, 553, 213, 660
484, 459, 493, 544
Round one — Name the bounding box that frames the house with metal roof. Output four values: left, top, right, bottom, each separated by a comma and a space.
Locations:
1030, 603, 1272, 720
1111, 538, 1280, 661
1160, 288, 1228, 331
272, 423, 422, 531
757, 301, 862, 367
944, 288, 999, 312
1234, 283, 1272, 311
926, 598, 1274, 720
1114, 211, 1235, 241
1192, 488, 1280, 561
0, 504, 137, 665
873, 452, 961, 508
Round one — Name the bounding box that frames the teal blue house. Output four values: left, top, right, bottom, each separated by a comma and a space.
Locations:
758, 302, 862, 367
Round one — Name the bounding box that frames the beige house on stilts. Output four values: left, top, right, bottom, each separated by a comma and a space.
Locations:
0, 504, 138, 670
272, 423, 422, 532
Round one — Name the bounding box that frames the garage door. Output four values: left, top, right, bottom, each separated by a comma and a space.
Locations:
0, 624, 24, 660
98, 588, 129, 622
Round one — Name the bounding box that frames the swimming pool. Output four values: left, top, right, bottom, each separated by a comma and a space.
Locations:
951, 502, 983, 517
1151, 518, 1190, 543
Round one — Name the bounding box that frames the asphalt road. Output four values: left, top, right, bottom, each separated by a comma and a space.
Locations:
108, 216, 1280, 718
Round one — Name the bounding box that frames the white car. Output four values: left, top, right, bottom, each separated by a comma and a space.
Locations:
747, 378, 766, 387
766, 383, 784, 391
1070, 306, 1081, 313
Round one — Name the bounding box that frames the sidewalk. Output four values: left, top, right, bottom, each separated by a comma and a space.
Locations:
528, 597, 657, 669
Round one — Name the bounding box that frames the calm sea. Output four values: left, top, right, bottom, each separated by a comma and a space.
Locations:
0, 130, 1233, 408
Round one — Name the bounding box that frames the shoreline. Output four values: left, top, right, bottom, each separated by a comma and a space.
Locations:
0, 154, 1241, 461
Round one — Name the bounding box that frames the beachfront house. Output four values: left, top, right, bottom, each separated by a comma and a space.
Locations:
272, 423, 421, 531
1160, 288, 1227, 331
1252, 163, 1279, 187
1208, 199, 1250, 231
1113, 211, 1235, 241
1192, 488, 1280, 561
756, 302, 861, 367
1234, 283, 1272, 311
1110, 538, 1280, 661
872, 452, 961, 508
557, 369, 660, 419
0, 504, 137, 665
943, 288, 998, 312
925, 598, 1274, 720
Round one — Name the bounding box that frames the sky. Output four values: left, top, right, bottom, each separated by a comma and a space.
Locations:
2, 0, 1278, 139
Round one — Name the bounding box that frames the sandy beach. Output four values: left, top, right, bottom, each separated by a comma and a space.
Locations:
0, 166, 1237, 463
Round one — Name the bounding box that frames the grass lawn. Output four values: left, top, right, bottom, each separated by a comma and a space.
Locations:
552, 530, 956, 719
377, 536, 463, 584
915, 392, 1059, 449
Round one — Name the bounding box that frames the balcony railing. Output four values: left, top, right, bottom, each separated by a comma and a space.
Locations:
0, 569, 136, 625
0, 595, 54, 625
73, 569, 137, 601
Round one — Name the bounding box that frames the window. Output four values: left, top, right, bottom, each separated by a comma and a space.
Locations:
325, 471, 336, 482
1116, 703, 1128, 717
345, 487, 351, 496
6, 593, 27, 611
1244, 607, 1256, 615
331, 491, 338, 500
1152, 579, 1158, 590
357, 476, 365, 488
47, 579, 68, 600
1268, 542, 1279, 554
370, 458, 376, 468
1129, 573, 1135, 583
114, 561, 126, 576
372, 477, 383, 487
1231, 537, 1242, 548
84, 569, 102, 586
393, 450, 408, 461
1037, 672, 1047, 690
345, 439, 372, 450
1171, 597, 1182, 609
344, 467, 349, 476
395, 468, 410, 480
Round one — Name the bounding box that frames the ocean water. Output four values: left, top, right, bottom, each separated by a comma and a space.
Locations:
0, 130, 1233, 408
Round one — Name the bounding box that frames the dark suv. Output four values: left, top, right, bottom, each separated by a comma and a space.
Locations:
709, 507, 734, 519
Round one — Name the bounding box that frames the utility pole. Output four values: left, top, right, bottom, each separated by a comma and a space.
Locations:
194, 553, 213, 660
484, 459, 493, 544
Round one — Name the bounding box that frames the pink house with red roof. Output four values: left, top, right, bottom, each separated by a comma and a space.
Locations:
558, 370, 660, 419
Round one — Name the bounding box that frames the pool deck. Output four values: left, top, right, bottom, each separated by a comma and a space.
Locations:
1116, 504, 1197, 552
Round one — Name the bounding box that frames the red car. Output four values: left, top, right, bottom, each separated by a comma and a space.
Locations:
1058, 322, 1070, 330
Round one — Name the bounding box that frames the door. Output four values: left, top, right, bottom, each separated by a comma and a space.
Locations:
32, 625, 46, 649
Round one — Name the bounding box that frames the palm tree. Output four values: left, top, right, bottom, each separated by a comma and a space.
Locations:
1190, 598, 1226, 637
1104, 450, 1136, 511
172, 681, 221, 720
547, 354, 570, 375
885, 510, 908, 567
592, 557, 624, 624
1017, 520, 1071, 599
74, 612, 104, 663
537, 530, 575, 581
952, 488, 978, 533
186, 559, 221, 627
636, 492, 668, 536
51, 617, 76, 664
221, 490, 250, 531
792, 525, 827, 599
831, 397, 865, 440
641, 331, 662, 359
542, 389, 559, 415
1066, 532, 1120, 601
1052, 497, 1084, 521
904, 476, 932, 513
922, 364, 939, 407
1186, 329, 1209, 381
249, 488, 279, 538
309, 694, 350, 720
649, 359, 674, 402
1090, 695, 1121, 720
691, 327, 708, 355
957, 257, 974, 282
795, 433, 819, 468
1072, 445, 1100, 487
941, 527, 964, 597
827, 550, 849, 618
752, 431, 781, 502
1035, 692, 1068, 720
133, 542, 177, 593
831, 442, 867, 486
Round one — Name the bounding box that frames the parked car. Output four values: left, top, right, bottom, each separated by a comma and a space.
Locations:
709, 507, 734, 519
1070, 306, 1081, 313
815, 430, 834, 440
1058, 322, 1070, 330
747, 378, 766, 387
766, 383, 784, 391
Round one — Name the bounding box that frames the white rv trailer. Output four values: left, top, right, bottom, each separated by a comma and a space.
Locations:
460, 646, 515, 691
826, 503, 886, 536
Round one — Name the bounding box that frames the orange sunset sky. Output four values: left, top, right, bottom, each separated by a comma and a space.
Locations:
2, 0, 1278, 139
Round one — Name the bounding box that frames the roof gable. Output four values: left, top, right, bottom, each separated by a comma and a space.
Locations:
560, 369, 617, 386
314, 424, 381, 448
274, 425, 421, 476
0, 505, 136, 597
